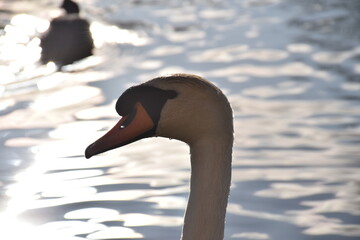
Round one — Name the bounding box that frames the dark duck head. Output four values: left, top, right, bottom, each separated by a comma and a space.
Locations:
40, 0, 94, 69
61, 0, 80, 15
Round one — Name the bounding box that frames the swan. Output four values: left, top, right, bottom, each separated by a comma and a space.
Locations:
40, 0, 94, 68
85, 74, 233, 240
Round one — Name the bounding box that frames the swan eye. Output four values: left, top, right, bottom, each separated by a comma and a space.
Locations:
119, 107, 137, 129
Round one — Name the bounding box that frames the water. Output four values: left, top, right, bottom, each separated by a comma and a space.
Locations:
0, 0, 359, 239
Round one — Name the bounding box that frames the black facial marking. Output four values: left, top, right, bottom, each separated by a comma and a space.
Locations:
116, 85, 178, 126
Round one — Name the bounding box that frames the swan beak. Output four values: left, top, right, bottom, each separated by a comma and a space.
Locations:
85, 102, 155, 159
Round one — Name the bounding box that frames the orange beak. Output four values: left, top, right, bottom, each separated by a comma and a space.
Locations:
85, 102, 155, 158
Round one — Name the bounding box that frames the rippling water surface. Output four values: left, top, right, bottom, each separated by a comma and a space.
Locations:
0, 0, 359, 239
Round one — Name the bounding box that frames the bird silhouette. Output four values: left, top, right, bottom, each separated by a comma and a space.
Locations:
40, 0, 94, 69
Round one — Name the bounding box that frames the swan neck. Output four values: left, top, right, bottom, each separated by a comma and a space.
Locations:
182, 137, 232, 240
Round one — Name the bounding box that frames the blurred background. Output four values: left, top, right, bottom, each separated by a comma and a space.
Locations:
0, 0, 360, 239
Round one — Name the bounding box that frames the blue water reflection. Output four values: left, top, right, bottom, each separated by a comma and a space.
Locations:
0, 0, 359, 239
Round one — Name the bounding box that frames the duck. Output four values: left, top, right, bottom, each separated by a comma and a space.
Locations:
40, 0, 94, 69
85, 74, 234, 240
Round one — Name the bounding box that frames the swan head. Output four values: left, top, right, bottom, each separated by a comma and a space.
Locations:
85, 74, 233, 159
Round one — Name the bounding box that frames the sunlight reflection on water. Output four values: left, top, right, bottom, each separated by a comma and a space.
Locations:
0, 9, 149, 97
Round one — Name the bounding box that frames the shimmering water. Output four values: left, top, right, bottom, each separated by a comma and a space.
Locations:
0, 0, 359, 239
